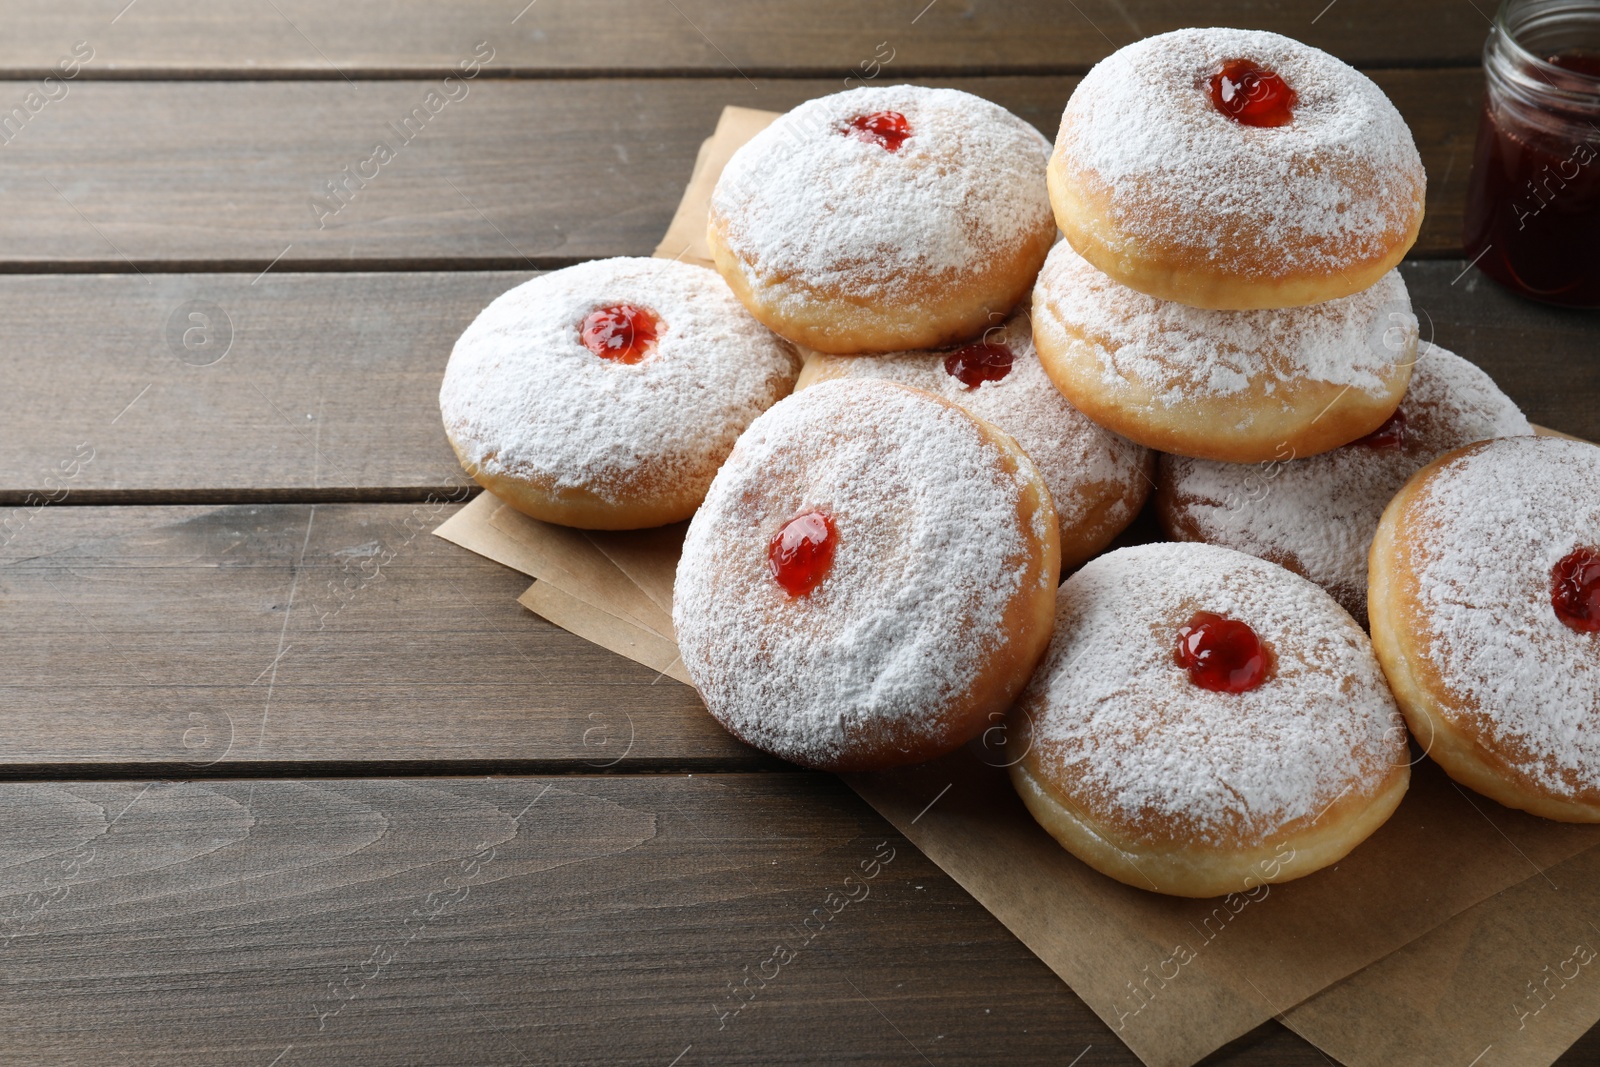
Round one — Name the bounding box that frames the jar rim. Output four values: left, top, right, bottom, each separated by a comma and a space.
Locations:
1494, 0, 1600, 85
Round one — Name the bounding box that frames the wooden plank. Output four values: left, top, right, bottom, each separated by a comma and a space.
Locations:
0, 271, 506, 503
0, 72, 1476, 270
0, 502, 763, 773
0, 257, 1588, 502
1385, 68, 1481, 258
0, 1, 1489, 79
1407, 265, 1600, 444
0, 771, 1337, 1065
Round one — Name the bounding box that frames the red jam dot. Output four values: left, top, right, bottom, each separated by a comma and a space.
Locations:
1351, 408, 1407, 451
843, 111, 912, 151
579, 304, 658, 364
768, 511, 837, 598
1551, 548, 1600, 633
1207, 59, 1298, 127
1175, 611, 1272, 693
943, 342, 1014, 389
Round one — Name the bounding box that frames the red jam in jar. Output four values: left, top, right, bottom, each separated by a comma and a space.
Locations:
1462, 3, 1600, 307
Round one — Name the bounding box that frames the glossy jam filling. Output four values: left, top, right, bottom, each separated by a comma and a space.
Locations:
1351, 408, 1407, 450
1208, 59, 1297, 127
580, 304, 658, 364
1551, 547, 1600, 633
943, 342, 1014, 388
1175, 611, 1272, 693
844, 111, 912, 151
769, 511, 837, 597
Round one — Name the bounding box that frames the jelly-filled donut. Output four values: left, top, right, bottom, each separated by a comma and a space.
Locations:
1032, 239, 1416, 463
439, 257, 800, 530
674, 378, 1060, 772
1011, 542, 1408, 897
1159, 347, 1532, 624
797, 309, 1153, 571
708, 85, 1056, 354
1049, 28, 1426, 310
1369, 436, 1600, 822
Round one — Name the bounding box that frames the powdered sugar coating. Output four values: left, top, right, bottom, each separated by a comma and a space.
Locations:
1019, 542, 1404, 846
674, 378, 1053, 769
439, 258, 799, 502
1405, 437, 1600, 795
711, 85, 1053, 306
1056, 27, 1424, 277
1034, 239, 1416, 406
1164, 347, 1532, 618
808, 309, 1152, 540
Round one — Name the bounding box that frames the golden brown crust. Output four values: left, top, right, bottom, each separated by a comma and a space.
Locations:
451, 439, 709, 531
1368, 444, 1600, 822
1053, 452, 1155, 572
1032, 280, 1410, 464
1011, 755, 1409, 898
1047, 157, 1422, 310
708, 209, 1054, 355
889, 413, 1061, 771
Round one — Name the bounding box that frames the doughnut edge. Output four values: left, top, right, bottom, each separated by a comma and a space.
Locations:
1368, 444, 1600, 823
1009, 755, 1411, 898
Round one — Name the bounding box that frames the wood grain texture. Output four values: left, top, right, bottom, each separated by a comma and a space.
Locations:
1409, 266, 1600, 438
0, 1, 1490, 78
0, 772, 1342, 1067
0, 502, 753, 773
10, 506, 1595, 1061
0, 71, 1476, 270
0, 3, 1587, 1065
0, 271, 505, 502
0, 259, 1587, 502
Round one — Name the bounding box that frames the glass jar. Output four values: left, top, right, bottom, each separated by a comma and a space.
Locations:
1461, 0, 1600, 306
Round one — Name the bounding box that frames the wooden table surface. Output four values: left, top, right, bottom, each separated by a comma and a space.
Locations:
1, 3, 1596, 1064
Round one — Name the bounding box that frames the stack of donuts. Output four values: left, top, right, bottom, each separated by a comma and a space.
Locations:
439, 27, 1600, 899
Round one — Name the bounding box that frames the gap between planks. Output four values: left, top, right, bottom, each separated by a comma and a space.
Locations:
0, 486, 479, 507
0, 759, 799, 782
0, 59, 1485, 81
